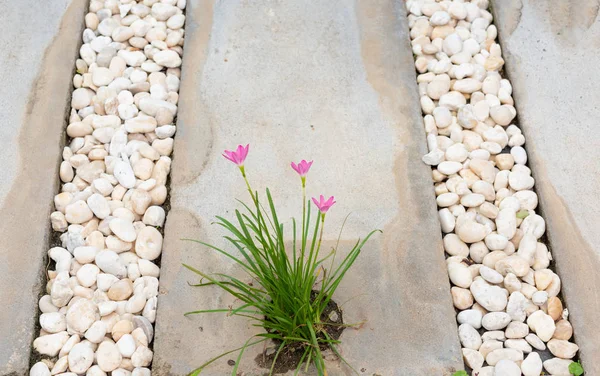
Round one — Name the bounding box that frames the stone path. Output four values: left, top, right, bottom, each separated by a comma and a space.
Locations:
0, 1, 87, 374
0, 0, 599, 375
152, 0, 462, 374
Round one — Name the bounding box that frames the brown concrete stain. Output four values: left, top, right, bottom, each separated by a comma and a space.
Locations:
170, 0, 216, 187
0, 0, 88, 374
492, 0, 523, 36
356, 0, 462, 372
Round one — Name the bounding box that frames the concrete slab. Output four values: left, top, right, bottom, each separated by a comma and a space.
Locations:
0, 1, 87, 373
492, 0, 600, 373
153, 0, 462, 375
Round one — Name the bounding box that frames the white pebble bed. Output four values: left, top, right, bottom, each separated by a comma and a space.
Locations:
30, 0, 186, 375
406, 1, 579, 375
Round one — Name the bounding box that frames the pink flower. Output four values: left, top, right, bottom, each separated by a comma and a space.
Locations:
312, 195, 336, 214
291, 160, 313, 177
222, 144, 249, 166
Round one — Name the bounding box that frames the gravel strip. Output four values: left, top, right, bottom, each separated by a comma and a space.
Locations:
29, 1, 185, 375
406, 1, 579, 375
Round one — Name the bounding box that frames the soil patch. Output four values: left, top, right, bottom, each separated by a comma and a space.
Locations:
253, 291, 344, 374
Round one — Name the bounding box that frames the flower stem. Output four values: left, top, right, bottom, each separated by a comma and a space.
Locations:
240, 166, 256, 203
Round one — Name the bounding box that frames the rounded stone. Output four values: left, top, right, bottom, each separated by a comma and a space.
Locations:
97, 341, 123, 372
135, 226, 163, 260
66, 298, 98, 335
67, 342, 95, 373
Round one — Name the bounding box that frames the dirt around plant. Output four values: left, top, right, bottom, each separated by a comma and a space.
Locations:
253, 292, 344, 374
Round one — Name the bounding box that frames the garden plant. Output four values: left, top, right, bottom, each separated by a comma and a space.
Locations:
184, 145, 380, 375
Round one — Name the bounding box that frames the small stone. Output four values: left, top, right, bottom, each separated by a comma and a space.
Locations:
117, 334, 137, 357
527, 310, 556, 342
553, 320, 573, 340
139, 97, 177, 117
480, 341, 503, 359
482, 312, 511, 330
112, 319, 135, 342
458, 323, 482, 350
443, 33, 463, 56
33, 331, 70, 356
131, 346, 153, 367
505, 338, 532, 353
495, 359, 521, 376
479, 265, 503, 284
462, 348, 484, 371
427, 75, 451, 100
68, 342, 94, 373
108, 279, 134, 301
72, 88, 94, 109
133, 315, 154, 342
521, 352, 543, 376
135, 226, 163, 260
142, 206, 166, 227
87, 193, 111, 219
97, 341, 123, 372
109, 218, 137, 242
525, 333, 546, 351
30, 362, 51, 376
114, 160, 136, 189
470, 278, 508, 312
547, 339, 578, 359
457, 221, 487, 243
508, 171, 535, 191
95, 250, 128, 278
153, 49, 182, 68
486, 348, 524, 366
39, 312, 67, 333
547, 297, 563, 321
543, 358, 573, 375
66, 298, 98, 335
505, 321, 529, 339
84, 320, 107, 343
65, 200, 94, 224
532, 290, 548, 306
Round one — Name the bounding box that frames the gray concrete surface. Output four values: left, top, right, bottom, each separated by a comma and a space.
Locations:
0, 1, 87, 374
492, 0, 600, 373
153, 0, 463, 375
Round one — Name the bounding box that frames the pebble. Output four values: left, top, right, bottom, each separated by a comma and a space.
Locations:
494, 359, 521, 376
458, 323, 482, 350
134, 226, 163, 260
33, 332, 70, 356
97, 341, 123, 372
462, 348, 484, 371
482, 312, 511, 330
486, 348, 524, 366
553, 320, 573, 340
470, 278, 508, 312
109, 218, 137, 242
66, 298, 98, 335
543, 358, 573, 375
527, 310, 556, 342
68, 343, 95, 373
39, 312, 67, 333
547, 339, 578, 359
30, 362, 51, 376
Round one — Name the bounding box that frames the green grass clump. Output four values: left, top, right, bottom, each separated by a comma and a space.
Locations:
184, 150, 380, 375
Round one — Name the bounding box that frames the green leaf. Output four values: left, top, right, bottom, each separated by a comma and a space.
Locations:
452, 372, 468, 376
516, 210, 530, 219
569, 361, 584, 375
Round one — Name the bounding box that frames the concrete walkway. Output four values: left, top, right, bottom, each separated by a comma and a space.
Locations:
0, 1, 87, 374
152, 0, 462, 375
493, 0, 600, 373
